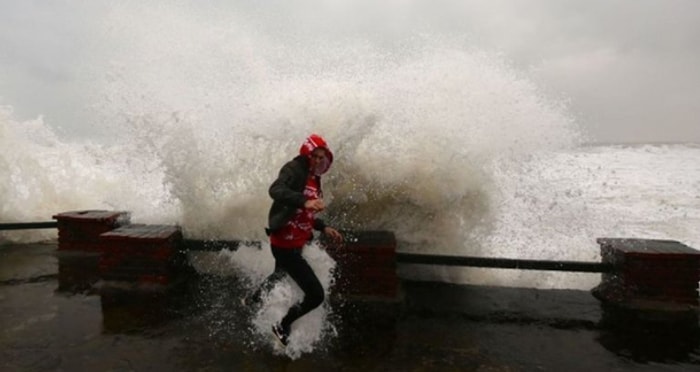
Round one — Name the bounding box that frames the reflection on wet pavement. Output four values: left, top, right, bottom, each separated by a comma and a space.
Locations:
1, 243, 698, 371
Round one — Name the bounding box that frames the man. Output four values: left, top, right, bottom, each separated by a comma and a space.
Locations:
254, 134, 343, 347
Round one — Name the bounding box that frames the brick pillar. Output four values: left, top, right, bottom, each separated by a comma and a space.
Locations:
98, 224, 184, 286
57, 254, 101, 292
53, 210, 130, 251
325, 230, 400, 300
592, 238, 700, 309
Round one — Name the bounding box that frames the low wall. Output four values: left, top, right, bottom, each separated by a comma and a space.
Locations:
53, 210, 401, 299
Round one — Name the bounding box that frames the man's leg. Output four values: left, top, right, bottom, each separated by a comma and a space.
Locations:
278, 250, 324, 333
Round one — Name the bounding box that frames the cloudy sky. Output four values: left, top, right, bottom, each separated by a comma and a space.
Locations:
1, 0, 699, 143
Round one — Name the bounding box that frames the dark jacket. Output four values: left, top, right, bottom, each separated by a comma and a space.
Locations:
266, 155, 327, 235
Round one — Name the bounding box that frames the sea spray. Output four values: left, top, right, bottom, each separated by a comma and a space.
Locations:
0, 106, 180, 242
206, 241, 337, 359
2, 2, 582, 286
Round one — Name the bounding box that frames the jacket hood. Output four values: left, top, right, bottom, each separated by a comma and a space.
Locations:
299, 134, 334, 175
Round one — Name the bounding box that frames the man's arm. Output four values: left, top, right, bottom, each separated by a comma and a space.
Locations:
269, 163, 306, 207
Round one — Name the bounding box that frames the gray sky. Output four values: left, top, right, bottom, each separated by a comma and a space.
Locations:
1, 0, 699, 143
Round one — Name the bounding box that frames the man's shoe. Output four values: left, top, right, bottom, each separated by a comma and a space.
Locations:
272, 323, 289, 346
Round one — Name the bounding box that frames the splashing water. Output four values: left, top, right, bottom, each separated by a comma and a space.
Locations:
2, 5, 582, 289
195, 241, 337, 359
1, 3, 580, 241
1, 1, 582, 268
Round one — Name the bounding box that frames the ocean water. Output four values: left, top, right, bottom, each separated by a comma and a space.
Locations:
415, 142, 700, 290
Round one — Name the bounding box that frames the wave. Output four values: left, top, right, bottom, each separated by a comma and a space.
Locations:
1, 3, 581, 259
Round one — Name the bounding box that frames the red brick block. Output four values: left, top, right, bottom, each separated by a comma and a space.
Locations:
593, 238, 700, 307
97, 224, 183, 285
53, 210, 130, 251
325, 230, 399, 299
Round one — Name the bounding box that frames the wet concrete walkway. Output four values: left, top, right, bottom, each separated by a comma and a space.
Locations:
1, 243, 699, 371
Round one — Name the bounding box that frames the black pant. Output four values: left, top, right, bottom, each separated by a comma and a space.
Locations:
253, 245, 325, 332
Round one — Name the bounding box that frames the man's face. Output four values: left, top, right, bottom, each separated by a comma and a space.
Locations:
309, 148, 329, 174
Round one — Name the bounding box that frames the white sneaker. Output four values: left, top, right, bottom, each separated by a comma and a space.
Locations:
271, 323, 289, 346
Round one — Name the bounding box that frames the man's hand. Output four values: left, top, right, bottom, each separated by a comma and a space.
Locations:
304, 199, 325, 211
323, 227, 343, 242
